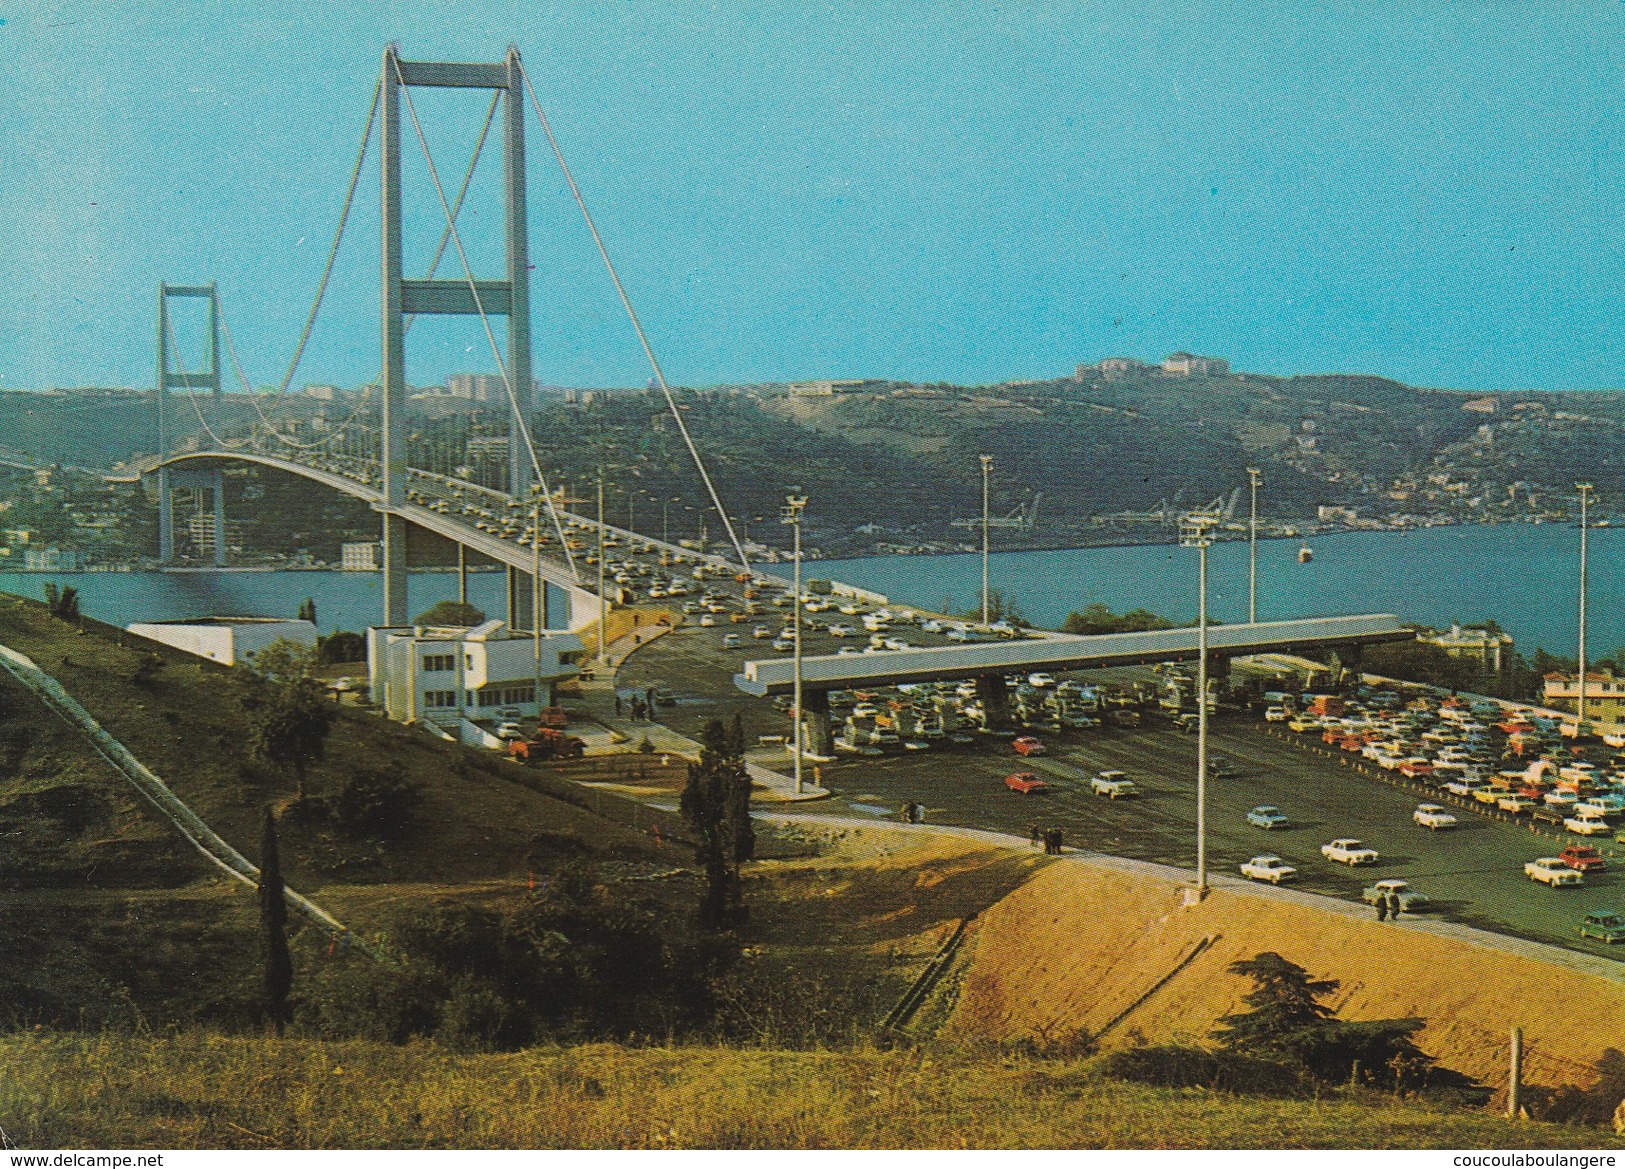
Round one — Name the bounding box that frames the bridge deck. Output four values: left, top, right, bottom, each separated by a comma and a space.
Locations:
732, 614, 1413, 695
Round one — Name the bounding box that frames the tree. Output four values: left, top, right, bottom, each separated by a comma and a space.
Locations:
42, 582, 79, 622
247, 637, 320, 685
258, 806, 293, 1037
297, 597, 317, 624
316, 630, 366, 665
1212, 952, 1338, 1054
247, 677, 337, 802
414, 600, 486, 627
680, 718, 752, 928
1061, 603, 1177, 636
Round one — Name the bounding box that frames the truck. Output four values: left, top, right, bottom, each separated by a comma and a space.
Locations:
507, 728, 586, 762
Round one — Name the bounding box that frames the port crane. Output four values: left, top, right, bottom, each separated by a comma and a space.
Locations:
951, 491, 1042, 532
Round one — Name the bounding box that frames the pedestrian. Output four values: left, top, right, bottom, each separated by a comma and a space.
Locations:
1375, 895, 1389, 922
1030, 823, 1042, 849
1387, 890, 1403, 920
615, 693, 624, 717
645, 686, 656, 712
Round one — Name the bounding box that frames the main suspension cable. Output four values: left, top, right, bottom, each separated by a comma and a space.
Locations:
517, 59, 751, 573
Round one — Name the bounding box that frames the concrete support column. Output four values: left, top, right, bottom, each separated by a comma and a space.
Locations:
210, 469, 227, 568
457, 543, 468, 606
976, 674, 1013, 732
507, 566, 535, 633
157, 471, 174, 563
1209, 654, 1231, 704
382, 512, 408, 627
504, 47, 533, 500
802, 688, 833, 758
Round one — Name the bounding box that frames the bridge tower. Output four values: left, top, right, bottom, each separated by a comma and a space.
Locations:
155, 282, 226, 566
379, 45, 534, 627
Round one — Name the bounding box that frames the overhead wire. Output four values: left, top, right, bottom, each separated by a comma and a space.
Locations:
393, 56, 581, 582
517, 59, 752, 573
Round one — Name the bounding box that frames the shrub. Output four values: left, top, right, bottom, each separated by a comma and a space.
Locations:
327, 764, 421, 838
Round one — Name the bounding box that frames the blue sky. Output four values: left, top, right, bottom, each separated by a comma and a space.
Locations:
3, 1, 1623, 392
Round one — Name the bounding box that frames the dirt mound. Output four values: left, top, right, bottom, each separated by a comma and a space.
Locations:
946, 856, 1625, 1092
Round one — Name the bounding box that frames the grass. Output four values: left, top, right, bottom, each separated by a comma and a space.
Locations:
3, 1032, 1613, 1150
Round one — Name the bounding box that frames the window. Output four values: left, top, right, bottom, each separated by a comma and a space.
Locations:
422, 653, 457, 673
422, 690, 459, 708
558, 651, 580, 666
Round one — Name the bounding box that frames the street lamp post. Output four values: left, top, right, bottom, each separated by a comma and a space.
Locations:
980, 454, 994, 627
1578, 482, 1594, 737
1180, 510, 1220, 899
1247, 467, 1263, 624
782, 493, 808, 795
597, 467, 608, 672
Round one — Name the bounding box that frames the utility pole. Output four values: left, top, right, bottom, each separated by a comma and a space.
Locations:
1578, 482, 1593, 738
980, 454, 994, 628
532, 493, 544, 705
1180, 510, 1220, 899
782, 493, 808, 795
1247, 467, 1262, 624
597, 467, 608, 671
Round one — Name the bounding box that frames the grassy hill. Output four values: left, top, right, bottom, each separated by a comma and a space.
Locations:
4, 1032, 1611, 1149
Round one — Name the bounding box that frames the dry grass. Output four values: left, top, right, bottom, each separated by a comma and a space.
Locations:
2, 1032, 1610, 1150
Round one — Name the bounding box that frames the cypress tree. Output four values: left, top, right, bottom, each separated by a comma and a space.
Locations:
258, 806, 293, 1037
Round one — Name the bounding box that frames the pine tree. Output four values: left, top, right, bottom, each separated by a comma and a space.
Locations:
297, 597, 317, 624
680, 719, 752, 928
258, 806, 293, 1037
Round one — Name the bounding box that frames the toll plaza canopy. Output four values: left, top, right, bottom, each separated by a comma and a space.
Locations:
732, 614, 1413, 696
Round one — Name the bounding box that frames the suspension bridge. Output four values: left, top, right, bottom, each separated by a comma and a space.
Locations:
137, 46, 759, 635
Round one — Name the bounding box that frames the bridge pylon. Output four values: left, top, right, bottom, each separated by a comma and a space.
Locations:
379, 45, 534, 626
154, 282, 224, 565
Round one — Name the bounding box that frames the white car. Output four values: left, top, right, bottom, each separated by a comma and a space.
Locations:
1240, 856, 1297, 884
921, 619, 944, 633
883, 638, 912, 651
1321, 839, 1380, 865
1525, 857, 1584, 886
1564, 813, 1612, 836
495, 721, 524, 741
1027, 672, 1057, 688
1090, 771, 1138, 799
1264, 706, 1289, 722
945, 627, 974, 642
699, 614, 716, 627
751, 626, 773, 639
827, 624, 855, 638
1412, 804, 1458, 831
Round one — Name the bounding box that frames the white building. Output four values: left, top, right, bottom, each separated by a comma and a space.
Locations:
340, 541, 380, 571
22, 546, 84, 571
367, 619, 582, 726
125, 617, 318, 667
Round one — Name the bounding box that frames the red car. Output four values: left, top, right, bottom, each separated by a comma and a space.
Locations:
1013, 736, 1046, 756
1560, 845, 1608, 873
1005, 772, 1051, 795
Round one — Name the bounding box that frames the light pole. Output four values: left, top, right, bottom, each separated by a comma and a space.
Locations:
782, 492, 808, 795
1578, 482, 1594, 738
980, 454, 994, 627
1180, 510, 1220, 898
597, 466, 608, 672
1247, 467, 1262, 625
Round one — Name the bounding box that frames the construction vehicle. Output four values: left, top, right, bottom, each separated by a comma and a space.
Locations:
535, 706, 570, 729
508, 728, 586, 762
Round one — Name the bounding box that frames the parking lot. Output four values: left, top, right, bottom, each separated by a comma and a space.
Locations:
620, 622, 1625, 960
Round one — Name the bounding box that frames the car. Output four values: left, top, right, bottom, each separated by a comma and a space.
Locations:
1321, 839, 1380, 865
1012, 736, 1046, 756
827, 624, 854, 638
1559, 845, 1608, 873
1027, 672, 1057, 688
1288, 716, 1318, 733
1497, 795, 1536, 815
1172, 713, 1199, 734
1004, 772, 1050, 795
1240, 856, 1297, 884
1362, 878, 1428, 911
1399, 759, 1435, 780
1090, 771, 1138, 798
495, 721, 524, 741
1473, 787, 1503, 806
1413, 803, 1458, 830
751, 626, 773, 640
945, 627, 974, 642
1247, 805, 1290, 830
772, 637, 794, 652
721, 633, 742, 649
1578, 912, 1625, 943
1565, 813, 1613, 836
1526, 857, 1585, 886
699, 614, 716, 627
1530, 806, 1567, 827
883, 638, 912, 651
836, 646, 861, 656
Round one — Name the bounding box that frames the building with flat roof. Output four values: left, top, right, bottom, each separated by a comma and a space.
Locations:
367, 619, 582, 726
1420, 622, 1515, 674
340, 541, 380, 571
1543, 671, 1625, 735
125, 617, 317, 667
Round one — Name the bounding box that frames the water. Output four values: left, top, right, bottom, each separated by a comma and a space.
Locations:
0, 569, 550, 634
823, 523, 1620, 659
5, 523, 1610, 659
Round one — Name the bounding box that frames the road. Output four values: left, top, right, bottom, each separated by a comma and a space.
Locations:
621, 624, 1625, 961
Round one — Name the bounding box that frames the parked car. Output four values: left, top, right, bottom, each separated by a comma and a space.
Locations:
1578, 911, 1625, 944
1362, 878, 1427, 911
721, 633, 741, 649
1027, 672, 1057, 688
1565, 812, 1613, 836
1247, 806, 1290, 830
1090, 771, 1138, 799
1526, 857, 1584, 886
1004, 772, 1050, 795
1559, 845, 1608, 873
1240, 856, 1297, 884
1497, 795, 1536, 815
1413, 804, 1458, 830
1012, 736, 1046, 757
1322, 839, 1380, 865
1264, 706, 1289, 722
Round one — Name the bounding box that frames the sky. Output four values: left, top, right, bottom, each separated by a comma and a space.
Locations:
3, 1, 1624, 393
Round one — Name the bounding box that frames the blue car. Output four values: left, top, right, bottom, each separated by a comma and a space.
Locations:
1247, 805, 1290, 829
